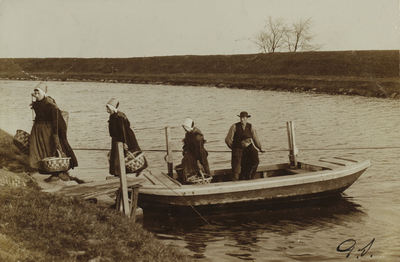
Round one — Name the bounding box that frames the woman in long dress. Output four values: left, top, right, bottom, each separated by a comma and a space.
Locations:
180, 118, 210, 183
29, 82, 78, 180
106, 98, 147, 176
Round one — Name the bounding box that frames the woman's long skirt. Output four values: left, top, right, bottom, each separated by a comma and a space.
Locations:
29, 122, 55, 170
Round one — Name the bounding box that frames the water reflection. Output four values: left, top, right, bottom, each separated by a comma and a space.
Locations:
143, 196, 366, 259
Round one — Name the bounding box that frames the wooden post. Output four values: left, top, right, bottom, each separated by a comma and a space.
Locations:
129, 185, 141, 222
286, 121, 298, 169
117, 142, 131, 217
165, 126, 174, 177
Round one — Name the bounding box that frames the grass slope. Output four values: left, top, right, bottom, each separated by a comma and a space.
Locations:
0, 129, 194, 261
0, 50, 399, 98
1, 50, 398, 77
0, 185, 194, 262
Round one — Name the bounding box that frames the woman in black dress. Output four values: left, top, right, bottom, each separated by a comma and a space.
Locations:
29, 82, 78, 180
106, 98, 147, 176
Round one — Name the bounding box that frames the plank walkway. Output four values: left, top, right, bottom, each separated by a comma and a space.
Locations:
57, 177, 146, 200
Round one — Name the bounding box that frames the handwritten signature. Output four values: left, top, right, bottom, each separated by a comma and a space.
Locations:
337, 238, 375, 258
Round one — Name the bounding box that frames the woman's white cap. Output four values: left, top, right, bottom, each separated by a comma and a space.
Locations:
34, 82, 47, 94
182, 118, 194, 132
106, 98, 119, 108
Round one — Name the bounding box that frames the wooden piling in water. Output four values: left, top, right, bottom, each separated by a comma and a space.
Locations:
117, 142, 131, 217
286, 121, 298, 169
165, 126, 174, 177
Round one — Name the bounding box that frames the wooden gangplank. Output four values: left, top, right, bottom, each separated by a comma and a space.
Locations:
57, 177, 146, 200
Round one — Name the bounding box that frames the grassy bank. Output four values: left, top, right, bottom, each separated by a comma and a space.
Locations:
1, 50, 399, 98
0, 186, 193, 261
0, 129, 194, 262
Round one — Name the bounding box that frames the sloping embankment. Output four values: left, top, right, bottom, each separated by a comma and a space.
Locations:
0, 50, 399, 98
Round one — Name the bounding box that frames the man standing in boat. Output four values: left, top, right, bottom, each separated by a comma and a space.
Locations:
225, 111, 264, 181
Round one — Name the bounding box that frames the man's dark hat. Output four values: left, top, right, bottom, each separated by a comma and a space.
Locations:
238, 111, 251, 118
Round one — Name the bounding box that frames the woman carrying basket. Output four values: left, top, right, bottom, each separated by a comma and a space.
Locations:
180, 118, 210, 184
106, 98, 147, 177
29, 82, 78, 181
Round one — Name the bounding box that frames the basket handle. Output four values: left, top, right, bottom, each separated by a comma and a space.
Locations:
126, 150, 135, 159
56, 149, 63, 158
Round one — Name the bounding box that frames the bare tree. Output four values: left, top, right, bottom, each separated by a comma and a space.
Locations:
253, 16, 288, 53
284, 18, 322, 52
253, 30, 269, 53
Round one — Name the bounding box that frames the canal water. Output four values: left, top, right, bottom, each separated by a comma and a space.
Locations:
1, 80, 400, 261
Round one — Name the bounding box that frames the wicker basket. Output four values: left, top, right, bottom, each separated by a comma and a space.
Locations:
187, 174, 213, 185
41, 150, 70, 173
13, 130, 30, 154
175, 164, 212, 184
125, 151, 146, 173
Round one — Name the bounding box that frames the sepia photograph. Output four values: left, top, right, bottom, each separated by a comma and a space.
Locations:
0, 0, 399, 261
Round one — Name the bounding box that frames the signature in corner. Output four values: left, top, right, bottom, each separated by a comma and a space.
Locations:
337, 238, 375, 258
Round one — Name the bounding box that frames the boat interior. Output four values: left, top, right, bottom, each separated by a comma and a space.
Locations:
170, 156, 360, 185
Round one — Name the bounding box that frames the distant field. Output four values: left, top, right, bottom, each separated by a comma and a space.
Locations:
0, 50, 399, 98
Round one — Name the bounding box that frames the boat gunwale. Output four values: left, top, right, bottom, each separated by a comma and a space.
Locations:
139, 159, 371, 196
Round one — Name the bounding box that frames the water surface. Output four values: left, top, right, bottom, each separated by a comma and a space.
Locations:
1, 80, 399, 261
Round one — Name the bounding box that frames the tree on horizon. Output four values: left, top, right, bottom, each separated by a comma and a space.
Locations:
284, 18, 322, 52
253, 16, 287, 53
253, 16, 322, 53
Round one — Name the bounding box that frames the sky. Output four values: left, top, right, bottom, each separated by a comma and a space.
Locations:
0, 0, 398, 58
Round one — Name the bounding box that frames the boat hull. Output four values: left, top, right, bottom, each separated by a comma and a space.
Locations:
137, 158, 370, 211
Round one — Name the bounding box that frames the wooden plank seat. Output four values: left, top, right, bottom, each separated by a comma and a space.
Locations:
319, 157, 354, 166
286, 168, 311, 174
333, 156, 362, 163
299, 160, 343, 171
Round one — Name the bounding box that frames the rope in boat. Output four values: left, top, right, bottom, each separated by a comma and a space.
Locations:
145, 170, 214, 228
72, 146, 400, 152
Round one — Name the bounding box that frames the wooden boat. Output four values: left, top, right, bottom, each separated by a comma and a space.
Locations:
137, 155, 371, 211
133, 123, 371, 212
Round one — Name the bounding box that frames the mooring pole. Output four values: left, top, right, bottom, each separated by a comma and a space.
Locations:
286, 121, 298, 169
117, 142, 131, 217
165, 126, 174, 177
